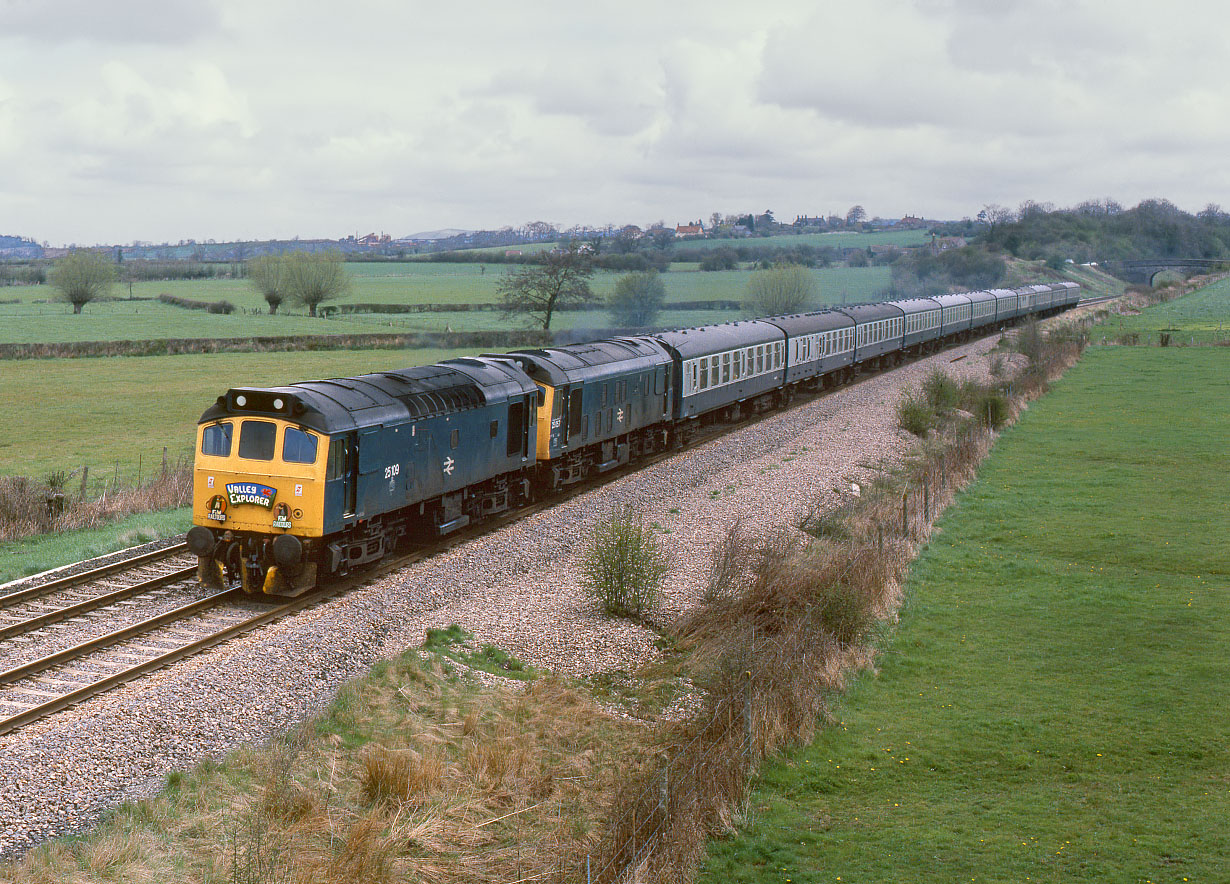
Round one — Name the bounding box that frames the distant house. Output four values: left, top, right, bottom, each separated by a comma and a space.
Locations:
675, 221, 705, 238
504, 249, 523, 257
931, 236, 966, 253
898, 215, 927, 229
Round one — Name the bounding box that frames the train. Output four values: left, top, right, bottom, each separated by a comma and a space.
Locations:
186, 281, 1081, 595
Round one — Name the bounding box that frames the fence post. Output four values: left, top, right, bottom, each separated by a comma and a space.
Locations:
162, 447, 168, 478
79, 466, 89, 501
901, 492, 908, 537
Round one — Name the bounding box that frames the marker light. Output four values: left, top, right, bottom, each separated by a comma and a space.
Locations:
235, 395, 247, 407
273, 398, 284, 410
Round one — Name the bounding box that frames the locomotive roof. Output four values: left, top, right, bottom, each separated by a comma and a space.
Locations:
198, 359, 535, 433
501, 338, 668, 386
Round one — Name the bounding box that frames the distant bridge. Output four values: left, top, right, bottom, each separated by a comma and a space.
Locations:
1102, 258, 1228, 285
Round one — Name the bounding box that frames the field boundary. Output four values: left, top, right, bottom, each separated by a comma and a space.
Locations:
0, 330, 554, 360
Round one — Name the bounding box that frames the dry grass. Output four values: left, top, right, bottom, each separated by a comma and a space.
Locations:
0, 464, 191, 543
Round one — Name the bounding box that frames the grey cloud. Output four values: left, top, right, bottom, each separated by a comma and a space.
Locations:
0, 0, 222, 44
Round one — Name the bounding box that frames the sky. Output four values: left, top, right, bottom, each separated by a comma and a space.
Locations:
2, 0, 1228, 246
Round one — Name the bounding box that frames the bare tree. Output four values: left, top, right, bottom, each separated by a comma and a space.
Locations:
845, 204, 867, 226
284, 250, 350, 317
497, 241, 595, 330
977, 203, 1015, 234
247, 254, 287, 314
50, 249, 116, 314
743, 264, 816, 317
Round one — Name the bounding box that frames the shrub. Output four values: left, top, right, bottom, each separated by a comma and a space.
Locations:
1016, 320, 1045, 363
896, 393, 935, 437
581, 506, 669, 619
206, 299, 235, 314
922, 369, 961, 412
974, 389, 1011, 429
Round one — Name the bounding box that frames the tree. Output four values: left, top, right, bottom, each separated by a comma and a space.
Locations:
845, 204, 867, 226
50, 249, 116, 314
283, 250, 349, 317
743, 264, 815, 316
976, 203, 1014, 234
699, 246, 739, 271
247, 254, 287, 314
497, 240, 594, 330
607, 271, 666, 327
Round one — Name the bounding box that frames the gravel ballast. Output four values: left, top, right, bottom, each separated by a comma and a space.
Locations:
0, 336, 1011, 858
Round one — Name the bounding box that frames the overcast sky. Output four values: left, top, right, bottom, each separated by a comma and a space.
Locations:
2, 0, 1227, 245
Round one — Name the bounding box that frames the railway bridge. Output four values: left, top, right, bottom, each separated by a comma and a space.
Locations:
1103, 258, 1227, 285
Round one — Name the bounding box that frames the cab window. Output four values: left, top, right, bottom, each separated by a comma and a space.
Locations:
283, 427, 318, 464
201, 422, 232, 457
238, 420, 276, 461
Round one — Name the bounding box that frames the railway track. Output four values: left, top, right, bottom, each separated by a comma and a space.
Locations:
1, 307, 1099, 737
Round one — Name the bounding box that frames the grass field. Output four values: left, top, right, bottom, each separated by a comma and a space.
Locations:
0, 266, 892, 343
1091, 275, 1230, 345
700, 347, 1230, 883
0, 348, 467, 487
452, 229, 930, 255
661, 229, 930, 251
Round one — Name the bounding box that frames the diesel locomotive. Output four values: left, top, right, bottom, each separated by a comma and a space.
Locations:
187, 281, 1080, 595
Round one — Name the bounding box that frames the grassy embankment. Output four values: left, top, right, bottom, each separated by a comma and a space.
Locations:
1091, 274, 1230, 346
699, 334, 1230, 877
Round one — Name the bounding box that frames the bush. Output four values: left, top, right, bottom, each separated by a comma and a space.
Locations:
974, 389, 1011, 429
922, 369, 961, 412
206, 299, 235, 314
581, 506, 669, 619
897, 393, 935, 437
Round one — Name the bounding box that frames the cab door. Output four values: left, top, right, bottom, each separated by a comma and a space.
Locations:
323, 433, 357, 530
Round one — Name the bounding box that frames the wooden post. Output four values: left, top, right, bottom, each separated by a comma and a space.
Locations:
79, 466, 89, 501
161, 447, 168, 477
901, 492, 908, 537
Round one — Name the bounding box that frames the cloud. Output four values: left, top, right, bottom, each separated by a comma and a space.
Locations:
0, 0, 223, 44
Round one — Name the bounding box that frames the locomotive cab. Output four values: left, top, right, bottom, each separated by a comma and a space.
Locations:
188, 389, 328, 596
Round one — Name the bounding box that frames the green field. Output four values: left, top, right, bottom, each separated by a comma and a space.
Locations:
700, 347, 1230, 882
1092, 275, 1230, 345
0, 348, 467, 487
662, 229, 930, 251
0, 265, 891, 343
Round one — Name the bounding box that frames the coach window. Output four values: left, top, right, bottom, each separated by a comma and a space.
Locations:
733, 350, 743, 378
689, 362, 698, 394
238, 420, 276, 461
699, 359, 709, 389
201, 422, 232, 457
721, 352, 731, 383
283, 427, 318, 464
756, 346, 764, 373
